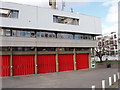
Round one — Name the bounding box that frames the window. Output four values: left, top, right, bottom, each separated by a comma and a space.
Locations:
115, 45, 117, 49
57, 33, 73, 39
0, 47, 10, 51
25, 31, 31, 37
74, 34, 81, 39
36, 32, 41, 37
49, 33, 56, 38
80, 35, 84, 39
0, 8, 10, 17
36, 31, 56, 38
2, 28, 97, 41
53, 15, 79, 25
16, 30, 26, 37
10, 10, 19, 18
27, 31, 35, 37
0, 29, 4, 36
13, 47, 23, 51
64, 48, 74, 51
15, 30, 35, 37
0, 8, 19, 18
56, 48, 65, 51
12, 30, 17, 36
53, 16, 57, 23
12, 47, 35, 51
37, 47, 56, 51
74, 34, 95, 40
75, 48, 82, 51
5, 29, 11, 36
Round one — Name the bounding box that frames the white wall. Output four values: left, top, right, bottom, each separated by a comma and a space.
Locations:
0, 2, 102, 35
0, 2, 38, 29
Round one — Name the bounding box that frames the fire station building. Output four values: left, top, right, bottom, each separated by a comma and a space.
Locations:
0, 1, 102, 77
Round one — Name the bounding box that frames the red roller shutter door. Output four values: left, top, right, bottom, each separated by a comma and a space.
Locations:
58, 54, 74, 72
38, 55, 56, 73
13, 55, 35, 76
76, 54, 89, 70
0, 55, 10, 77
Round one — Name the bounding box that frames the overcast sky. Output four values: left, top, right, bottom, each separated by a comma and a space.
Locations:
1, 0, 119, 35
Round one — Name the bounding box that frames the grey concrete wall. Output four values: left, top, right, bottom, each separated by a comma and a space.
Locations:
95, 62, 119, 69
0, 36, 97, 47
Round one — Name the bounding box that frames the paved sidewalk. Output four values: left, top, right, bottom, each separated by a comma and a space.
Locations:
2, 68, 118, 88
109, 79, 120, 88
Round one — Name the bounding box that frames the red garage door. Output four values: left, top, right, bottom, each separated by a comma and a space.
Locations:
0, 55, 10, 77
76, 54, 89, 70
38, 55, 56, 73
58, 54, 74, 72
13, 55, 35, 76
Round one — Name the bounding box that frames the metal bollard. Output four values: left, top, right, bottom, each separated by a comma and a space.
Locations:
117, 72, 120, 80
113, 74, 117, 82
109, 77, 112, 86
91, 85, 95, 90
102, 80, 105, 90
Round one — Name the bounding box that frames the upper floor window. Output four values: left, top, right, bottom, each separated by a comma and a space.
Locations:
0, 8, 19, 18
2, 28, 96, 40
53, 15, 79, 25
74, 34, 81, 39
16, 30, 35, 37
3, 29, 12, 36
36, 31, 56, 38
57, 33, 73, 39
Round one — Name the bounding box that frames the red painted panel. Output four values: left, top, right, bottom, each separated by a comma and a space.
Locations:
13, 55, 35, 76
76, 54, 89, 70
0, 55, 10, 77
38, 55, 56, 73
58, 54, 74, 72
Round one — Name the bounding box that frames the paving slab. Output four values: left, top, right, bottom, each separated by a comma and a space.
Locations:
1, 68, 119, 88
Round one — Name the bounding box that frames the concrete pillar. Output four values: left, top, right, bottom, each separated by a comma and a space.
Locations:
10, 47, 13, 76
34, 47, 38, 74
56, 50, 59, 72
73, 48, 77, 70
89, 48, 92, 69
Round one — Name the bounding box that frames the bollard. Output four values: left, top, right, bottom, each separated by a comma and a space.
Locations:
117, 72, 120, 79
102, 80, 105, 90
109, 77, 112, 86
113, 74, 117, 82
91, 85, 95, 90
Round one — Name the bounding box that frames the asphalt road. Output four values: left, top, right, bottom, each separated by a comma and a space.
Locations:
1, 67, 118, 88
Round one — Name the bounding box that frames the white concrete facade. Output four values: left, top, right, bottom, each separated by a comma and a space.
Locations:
0, 1, 102, 35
